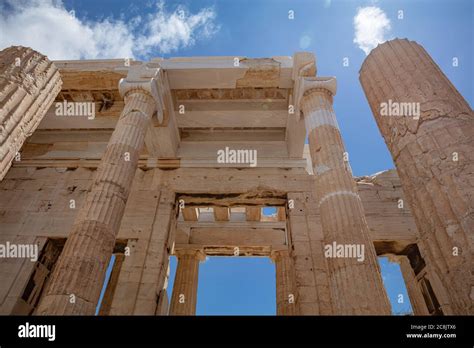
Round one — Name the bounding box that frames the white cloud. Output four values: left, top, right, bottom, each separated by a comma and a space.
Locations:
136, 3, 218, 55
353, 6, 391, 55
299, 35, 312, 49
0, 0, 219, 60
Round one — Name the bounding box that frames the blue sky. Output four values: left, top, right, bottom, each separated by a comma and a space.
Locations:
1, 0, 470, 175
65, 0, 471, 176
2, 0, 470, 315
165, 255, 412, 315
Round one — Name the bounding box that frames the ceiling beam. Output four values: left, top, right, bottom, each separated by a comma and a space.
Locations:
180, 129, 285, 142
176, 110, 288, 128
246, 207, 262, 221
175, 226, 286, 247
182, 207, 198, 221
213, 207, 230, 221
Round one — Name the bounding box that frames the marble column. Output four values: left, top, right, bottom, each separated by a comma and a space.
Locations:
0, 46, 62, 180
360, 38, 473, 314
298, 77, 391, 314
271, 249, 298, 315
36, 65, 161, 315
169, 249, 205, 315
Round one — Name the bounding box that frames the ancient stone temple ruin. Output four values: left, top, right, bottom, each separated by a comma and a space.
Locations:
0, 39, 472, 316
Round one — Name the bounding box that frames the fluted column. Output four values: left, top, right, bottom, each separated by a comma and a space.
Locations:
298, 77, 391, 314
390, 255, 429, 315
271, 250, 298, 315
0, 46, 62, 180
360, 39, 473, 314
169, 249, 205, 315
36, 65, 161, 315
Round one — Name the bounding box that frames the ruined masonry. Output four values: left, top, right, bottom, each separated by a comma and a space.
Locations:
0, 40, 472, 315
360, 39, 473, 315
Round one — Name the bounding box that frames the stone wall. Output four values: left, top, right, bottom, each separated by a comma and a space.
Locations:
0, 166, 419, 315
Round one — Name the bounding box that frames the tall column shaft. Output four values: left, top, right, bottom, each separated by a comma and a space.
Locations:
271, 250, 298, 315
299, 78, 391, 314
0, 46, 62, 180
169, 250, 205, 315
36, 79, 157, 314
360, 39, 473, 314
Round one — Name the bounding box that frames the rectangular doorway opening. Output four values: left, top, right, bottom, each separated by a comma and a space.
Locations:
379, 256, 413, 315
168, 255, 276, 315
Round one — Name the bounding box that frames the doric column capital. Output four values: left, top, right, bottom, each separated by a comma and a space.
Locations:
118, 63, 165, 123
175, 248, 206, 261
